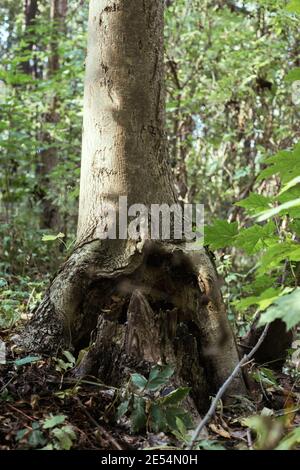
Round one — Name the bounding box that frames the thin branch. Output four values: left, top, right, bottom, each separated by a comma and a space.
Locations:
188, 324, 270, 449
75, 397, 123, 451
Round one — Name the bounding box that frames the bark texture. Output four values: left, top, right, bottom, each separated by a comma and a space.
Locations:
20, 0, 247, 413
77, 0, 177, 244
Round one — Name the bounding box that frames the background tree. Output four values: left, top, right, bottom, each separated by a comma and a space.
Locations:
37, 0, 68, 230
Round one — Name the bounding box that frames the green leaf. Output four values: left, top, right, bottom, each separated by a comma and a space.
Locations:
150, 403, 167, 432
279, 176, 300, 195
258, 148, 300, 184
286, 0, 300, 14
235, 193, 272, 216
116, 400, 130, 420
41, 232, 65, 242
28, 429, 47, 448
175, 417, 187, 437
165, 406, 193, 431
234, 222, 275, 254
276, 427, 300, 450
242, 415, 282, 450
52, 425, 76, 450
131, 373, 147, 390
197, 440, 226, 450
252, 367, 279, 388
146, 364, 175, 391
290, 220, 300, 237
258, 288, 300, 330
14, 356, 41, 367
233, 287, 283, 312
43, 414, 66, 429
130, 396, 147, 433
256, 198, 300, 222
258, 242, 299, 273
204, 220, 238, 250
160, 387, 190, 406
285, 68, 300, 82
62, 350, 75, 365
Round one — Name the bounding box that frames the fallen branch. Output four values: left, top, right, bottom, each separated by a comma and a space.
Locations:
188, 324, 270, 449
75, 397, 123, 451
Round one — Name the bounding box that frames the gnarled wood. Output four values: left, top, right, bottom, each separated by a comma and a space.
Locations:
18, 0, 247, 414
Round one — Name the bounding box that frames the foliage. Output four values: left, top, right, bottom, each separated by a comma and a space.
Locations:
205, 139, 300, 332
243, 414, 300, 450
116, 364, 193, 435
15, 414, 76, 450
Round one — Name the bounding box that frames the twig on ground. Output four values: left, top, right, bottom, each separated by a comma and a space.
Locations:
75, 397, 123, 450
188, 324, 270, 449
7, 404, 37, 422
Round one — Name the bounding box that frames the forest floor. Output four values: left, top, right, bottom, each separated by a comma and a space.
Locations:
1, 326, 300, 451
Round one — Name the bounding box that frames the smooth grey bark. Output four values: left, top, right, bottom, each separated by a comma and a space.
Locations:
77, 0, 176, 244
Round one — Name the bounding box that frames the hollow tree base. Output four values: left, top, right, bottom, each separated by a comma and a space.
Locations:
18, 239, 246, 413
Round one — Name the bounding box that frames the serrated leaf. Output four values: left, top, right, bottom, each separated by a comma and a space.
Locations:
244, 274, 277, 295
233, 287, 283, 312
235, 193, 272, 216
28, 429, 47, 448
52, 425, 76, 450
258, 148, 300, 184
258, 242, 299, 273
204, 220, 238, 250
43, 414, 66, 429
234, 222, 275, 254
258, 288, 300, 330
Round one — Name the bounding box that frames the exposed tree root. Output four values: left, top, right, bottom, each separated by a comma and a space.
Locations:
17, 239, 246, 413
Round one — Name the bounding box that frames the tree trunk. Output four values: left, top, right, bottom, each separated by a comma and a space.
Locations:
37, 0, 68, 230
21, 0, 39, 76
20, 0, 246, 413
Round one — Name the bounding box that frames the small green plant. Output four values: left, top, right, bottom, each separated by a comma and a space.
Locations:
15, 414, 76, 450
116, 364, 192, 435
42, 414, 76, 450
54, 350, 76, 373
